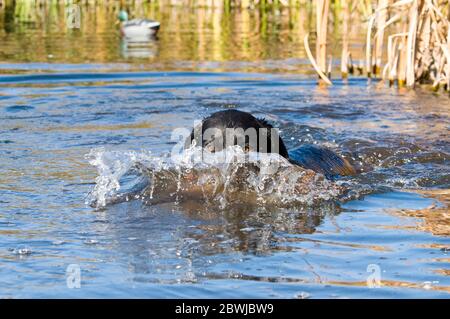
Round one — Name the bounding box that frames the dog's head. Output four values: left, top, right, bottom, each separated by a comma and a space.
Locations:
185, 110, 289, 158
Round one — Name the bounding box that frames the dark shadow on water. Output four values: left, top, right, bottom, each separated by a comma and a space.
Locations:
101, 199, 341, 281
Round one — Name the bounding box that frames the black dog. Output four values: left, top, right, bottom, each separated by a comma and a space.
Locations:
185, 109, 355, 179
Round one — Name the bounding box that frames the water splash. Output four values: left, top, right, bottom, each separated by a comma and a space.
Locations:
86, 146, 345, 209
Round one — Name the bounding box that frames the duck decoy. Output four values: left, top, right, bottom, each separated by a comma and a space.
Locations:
117, 10, 160, 39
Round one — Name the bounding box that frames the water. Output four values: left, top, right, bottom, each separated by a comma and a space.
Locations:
1, 5, 449, 298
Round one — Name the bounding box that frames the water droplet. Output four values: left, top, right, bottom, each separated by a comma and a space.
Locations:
84, 239, 99, 245
12, 246, 32, 256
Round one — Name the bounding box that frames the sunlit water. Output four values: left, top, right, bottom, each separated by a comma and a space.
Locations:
0, 4, 449, 298
1, 70, 449, 298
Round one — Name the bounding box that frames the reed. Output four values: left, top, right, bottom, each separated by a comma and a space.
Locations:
374, 0, 389, 75
365, 9, 375, 77
379, 0, 450, 90
316, 0, 330, 76
397, 17, 408, 86
304, 33, 333, 85
340, 0, 350, 78
305, 0, 450, 91
3, 0, 450, 92
303, 0, 332, 85
4, 0, 313, 11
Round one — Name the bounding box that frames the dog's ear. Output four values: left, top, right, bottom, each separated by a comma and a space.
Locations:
256, 117, 289, 159
257, 117, 274, 129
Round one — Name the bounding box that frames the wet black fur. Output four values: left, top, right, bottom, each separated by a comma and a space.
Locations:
186, 109, 289, 158
185, 109, 354, 179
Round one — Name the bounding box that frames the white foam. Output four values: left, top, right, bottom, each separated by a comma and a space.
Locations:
86, 146, 344, 208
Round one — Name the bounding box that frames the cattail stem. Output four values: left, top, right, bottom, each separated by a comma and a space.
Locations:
406, 0, 419, 87
316, 0, 330, 77
366, 13, 376, 78
374, 0, 389, 75
341, 0, 350, 78
304, 34, 333, 85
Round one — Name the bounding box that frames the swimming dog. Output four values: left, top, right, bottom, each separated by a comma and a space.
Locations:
185, 109, 355, 179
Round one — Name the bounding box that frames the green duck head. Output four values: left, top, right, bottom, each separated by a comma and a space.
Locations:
118, 10, 128, 22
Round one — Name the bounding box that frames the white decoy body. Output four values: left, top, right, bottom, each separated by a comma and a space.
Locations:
118, 11, 160, 39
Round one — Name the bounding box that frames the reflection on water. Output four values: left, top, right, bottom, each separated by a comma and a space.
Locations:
394, 190, 450, 237
120, 37, 158, 59
0, 3, 367, 73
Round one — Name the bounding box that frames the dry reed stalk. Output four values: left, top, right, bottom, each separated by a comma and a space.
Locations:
348, 53, 355, 74
308, 0, 449, 90
304, 34, 333, 85
358, 0, 373, 19
383, 33, 407, 85
357, 60, 364, 75
415, 13, 431, 81
445, 27, 450, 89
397, 20, 408, 86
387, 34, 404, 83
367, 1, 398, 78
376, 0, 449, 89
327, 54, 333, 78
389, 52, 400, 84
366, 16, 374, 77
374, 0, 390, 75
341, 0, 350, 78
384, 33, 398, 82
316, 0, 330, 76
241, 0, 250, 9
405, 0, 419, 87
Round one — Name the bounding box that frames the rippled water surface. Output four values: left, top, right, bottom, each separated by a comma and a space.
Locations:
0, 4, 449, 298
1, 70, 449, 298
